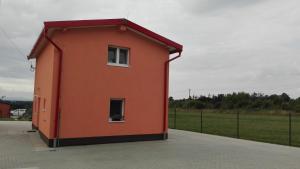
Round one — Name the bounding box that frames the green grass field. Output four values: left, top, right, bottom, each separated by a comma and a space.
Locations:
169, 109, 300, 147
0, 118, 16, 121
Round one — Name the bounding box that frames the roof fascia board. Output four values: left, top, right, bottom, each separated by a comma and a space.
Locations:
28, 19, 182, 59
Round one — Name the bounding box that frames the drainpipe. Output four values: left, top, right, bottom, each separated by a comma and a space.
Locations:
163, 51, 182, 139
44, 28, 63, 147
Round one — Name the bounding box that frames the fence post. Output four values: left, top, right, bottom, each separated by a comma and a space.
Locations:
237, 111, 240, 139
174, 107, 177, 129
200, 111, 203, 133
289, 111, 292, 146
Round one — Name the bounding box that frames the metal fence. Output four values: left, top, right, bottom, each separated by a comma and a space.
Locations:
169, 108, 300, 147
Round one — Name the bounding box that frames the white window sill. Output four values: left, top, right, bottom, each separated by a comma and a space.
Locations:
107, 63, 129, 68
109, 120, 125, 123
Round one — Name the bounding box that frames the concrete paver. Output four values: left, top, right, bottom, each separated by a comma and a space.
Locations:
0, 121, 299, 169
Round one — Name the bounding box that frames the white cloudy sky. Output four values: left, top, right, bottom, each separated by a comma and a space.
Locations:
0, 0, 299, 100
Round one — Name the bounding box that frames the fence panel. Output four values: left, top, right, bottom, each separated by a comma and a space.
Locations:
291, 113, 300, 146
175, 110, 201, 132
168, 108, 175, 129
239, 112, 289, 146
168, 109, 300, 147
169, 108, 201, 132
202, 111, 237, 138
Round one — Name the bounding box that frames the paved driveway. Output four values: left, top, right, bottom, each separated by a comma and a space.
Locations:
0, 121, 299, 169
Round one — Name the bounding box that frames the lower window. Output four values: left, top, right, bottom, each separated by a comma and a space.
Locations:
109, 99, 125, 122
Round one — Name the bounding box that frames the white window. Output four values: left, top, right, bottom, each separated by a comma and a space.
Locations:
108, 46, 129, 67
109, 99, 125, 122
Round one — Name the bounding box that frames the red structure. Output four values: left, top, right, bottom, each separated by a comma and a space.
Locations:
0, 101, 11, 118
28, 18, 183, 147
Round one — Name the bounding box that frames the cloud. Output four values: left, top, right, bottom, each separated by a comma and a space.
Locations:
179, 0, 264, 15
0, 0, 300, 100
169, 0, 300, 98
0, 77, 33, 100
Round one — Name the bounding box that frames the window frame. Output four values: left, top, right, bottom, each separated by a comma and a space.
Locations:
108, 98, 125, 123
107, 46, 130, 67
42, 98, 46, 112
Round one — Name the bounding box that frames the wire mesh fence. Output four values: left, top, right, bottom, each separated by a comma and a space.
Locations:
169, 108, 300, 147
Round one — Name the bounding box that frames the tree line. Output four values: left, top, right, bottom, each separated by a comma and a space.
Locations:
7, 100, 33, 110
169, 92, 300, 112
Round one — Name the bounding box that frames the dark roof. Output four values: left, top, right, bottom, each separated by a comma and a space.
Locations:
28, 18, 183, 59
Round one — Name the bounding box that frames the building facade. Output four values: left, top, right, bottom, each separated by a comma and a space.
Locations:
0, 101, 11, 118
28, 19, 183, 147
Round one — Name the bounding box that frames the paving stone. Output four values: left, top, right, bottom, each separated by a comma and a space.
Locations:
0, 121, 299, 169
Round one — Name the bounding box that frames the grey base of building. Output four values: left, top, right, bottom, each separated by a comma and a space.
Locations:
38, 132, 168, 147
32, 124, 38, 130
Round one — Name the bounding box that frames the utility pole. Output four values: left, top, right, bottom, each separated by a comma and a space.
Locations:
188, 89, 191, 112
289, 112, 292, 146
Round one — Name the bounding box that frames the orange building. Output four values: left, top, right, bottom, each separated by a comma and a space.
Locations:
0, 101, 11, 118
28, 19, 183, 147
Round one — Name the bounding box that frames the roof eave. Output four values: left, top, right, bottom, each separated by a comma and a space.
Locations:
28, 19, 183, 59
27, 29, 45, 59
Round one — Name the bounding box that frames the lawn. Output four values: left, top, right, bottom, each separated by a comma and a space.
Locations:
0, 118, 16, 121
169, 109, 300, 147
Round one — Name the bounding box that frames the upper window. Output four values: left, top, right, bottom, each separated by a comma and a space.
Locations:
109, 99, 125, 122
108, 46, 129, 67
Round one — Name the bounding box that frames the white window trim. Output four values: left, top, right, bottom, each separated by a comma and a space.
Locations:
109, 120, 125, 123
109, 98, 125, 123
107, 63, 129, 68
107, 46, 130, 67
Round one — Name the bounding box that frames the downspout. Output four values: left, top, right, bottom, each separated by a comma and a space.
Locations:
44, 28, 63, 147
163, 51, 182, 139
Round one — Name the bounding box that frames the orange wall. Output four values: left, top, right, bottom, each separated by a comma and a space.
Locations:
0, 103, 10, 118
49, 26, 170, 139
32, 44, 56, 138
